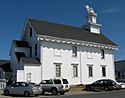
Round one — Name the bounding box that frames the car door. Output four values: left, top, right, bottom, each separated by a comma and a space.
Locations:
92, 80, 103, 90
19, 82, 29, 95
46, 80, 54, 92
10, 82, 20, 94
40, 80, 53, 92
91, 80, 98, 90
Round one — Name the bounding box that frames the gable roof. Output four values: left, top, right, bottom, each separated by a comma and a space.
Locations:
115, 60, 125, 65
0, 60, 12, 72
13, 40, 30, 48
20, 57, 41, 65
28, 18, 117, 46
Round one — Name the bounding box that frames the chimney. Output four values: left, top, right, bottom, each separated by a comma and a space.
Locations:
83, 5, 101, 34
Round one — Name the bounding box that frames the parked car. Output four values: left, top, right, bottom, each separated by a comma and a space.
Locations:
3, 82, 42, 96
39, 78, 70, 95
84, 79, 122, 91
116, 79, 125, 88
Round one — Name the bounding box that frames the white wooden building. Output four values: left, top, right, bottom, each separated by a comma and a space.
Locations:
10, 5, 117, 85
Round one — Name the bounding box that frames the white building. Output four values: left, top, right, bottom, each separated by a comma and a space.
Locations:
10, 5, 117, 85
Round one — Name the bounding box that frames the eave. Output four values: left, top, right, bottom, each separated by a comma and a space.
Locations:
38, 34, 118, 50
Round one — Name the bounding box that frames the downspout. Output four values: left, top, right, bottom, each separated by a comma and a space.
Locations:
39, 39, 43, 81
38, 36, 43, 81
79, 46, 83, 84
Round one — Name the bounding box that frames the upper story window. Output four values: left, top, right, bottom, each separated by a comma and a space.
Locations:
102, 66, 106, 77
101, 49, 105, 59
29, 28, 32, 37
72, 46, 77, 57
30, 47, 32, 57
35, 44, 37, 56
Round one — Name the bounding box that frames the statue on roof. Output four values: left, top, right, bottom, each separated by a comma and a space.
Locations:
85, 5, 96, 16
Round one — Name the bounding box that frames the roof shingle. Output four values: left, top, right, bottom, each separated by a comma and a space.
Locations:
28, 18, 117, 46
20, 57, 41, 65
0, 60, 12, 72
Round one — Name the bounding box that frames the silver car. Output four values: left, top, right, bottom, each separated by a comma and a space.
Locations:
40, 78, 70, 95
4, 82, 42, 96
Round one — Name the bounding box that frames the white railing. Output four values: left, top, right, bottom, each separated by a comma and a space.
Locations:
0, 79, 6, 89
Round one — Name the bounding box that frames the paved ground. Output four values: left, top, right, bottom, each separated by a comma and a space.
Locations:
0, 86, 102, 97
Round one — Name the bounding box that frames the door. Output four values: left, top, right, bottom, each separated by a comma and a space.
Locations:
10, 82, 21, 94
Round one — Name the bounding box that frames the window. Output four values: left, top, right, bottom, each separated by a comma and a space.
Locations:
55, 64, 61, 77
26, 72, 31, 82
72, 46, 77, 57
53, 79, 61, 84
102, 66, 106, 77
88, 65, 93, 77
30, 28, 32, 37
30, 47, 32, 57
101, 49, 105, 59
35, 44, 37, 56
73, 65, 78, 77
62, 79, 69, 84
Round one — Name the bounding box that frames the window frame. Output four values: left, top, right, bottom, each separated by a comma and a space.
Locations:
72, 46, 77, 57
87, 64, 93, 77
35, 44, 37, 56
55, 63, 61, 77
101, 49, 105, 59
26, 72, 32, 82
101, 65, 106, 77
72, 64, 78, 77
29, 28, 32, 37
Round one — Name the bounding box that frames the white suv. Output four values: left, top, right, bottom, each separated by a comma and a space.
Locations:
40, 78, 70, 95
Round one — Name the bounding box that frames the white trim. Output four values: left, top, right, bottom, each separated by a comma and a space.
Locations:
38, 34, 117, 50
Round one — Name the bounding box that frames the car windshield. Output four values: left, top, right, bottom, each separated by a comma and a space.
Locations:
62, 79, 68, 84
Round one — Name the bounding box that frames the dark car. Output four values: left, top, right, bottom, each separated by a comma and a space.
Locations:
84, 79, 121, 91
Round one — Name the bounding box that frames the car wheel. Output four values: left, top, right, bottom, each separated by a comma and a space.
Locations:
24, 91, 30, 97
51, 88, 58, 95
4, 90, 9, 96
86, 86, 91, 91
104, 87, 109, 91
60, 91, 65, 95
42, 91, 45, 95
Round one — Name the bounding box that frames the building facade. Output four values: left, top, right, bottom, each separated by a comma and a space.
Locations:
115, 60, 125, 79
10, 5, 117, 85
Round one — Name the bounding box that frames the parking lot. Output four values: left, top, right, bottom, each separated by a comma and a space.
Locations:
1, 87, 125, 98
0, 86, 84, 97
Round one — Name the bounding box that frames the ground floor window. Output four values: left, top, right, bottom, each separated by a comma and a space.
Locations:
87, 65, 93, 77
26, 72, 31, 82
55, 64, 61, 77
0, 70, 5, 79
101, 66, 106, 77
72, 64, 78, 77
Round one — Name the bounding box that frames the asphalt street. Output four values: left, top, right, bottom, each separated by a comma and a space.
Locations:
1, 89, 125, 98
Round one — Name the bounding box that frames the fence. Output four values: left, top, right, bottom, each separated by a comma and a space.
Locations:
0, 79, 6, 89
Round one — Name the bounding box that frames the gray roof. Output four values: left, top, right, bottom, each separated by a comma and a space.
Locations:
115, 60, 125, 65
13, 40, 30, 48
28, 18, 117, 46
21, 57, 41, 65
0, 60, 12, 72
